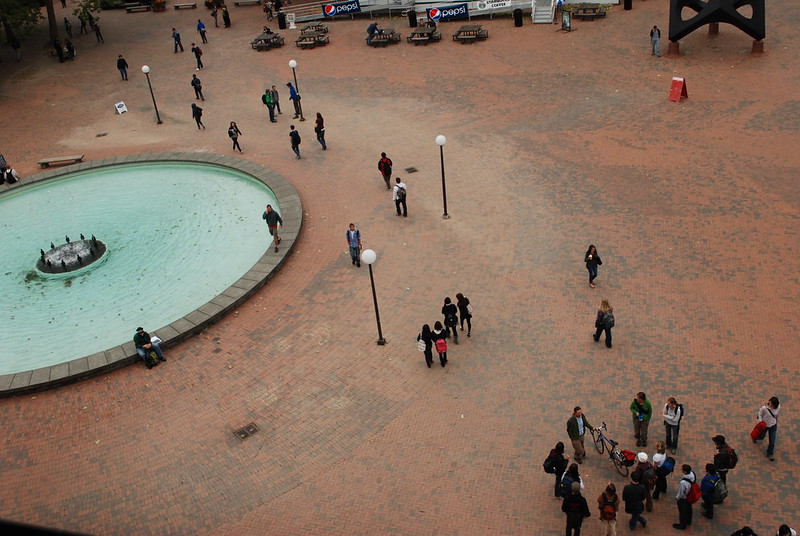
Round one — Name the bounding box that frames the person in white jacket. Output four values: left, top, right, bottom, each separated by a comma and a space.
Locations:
757, 396, 781, 461
673, 464, 695, 530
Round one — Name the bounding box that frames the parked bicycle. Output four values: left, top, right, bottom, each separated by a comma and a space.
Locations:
590, 421, 633, 476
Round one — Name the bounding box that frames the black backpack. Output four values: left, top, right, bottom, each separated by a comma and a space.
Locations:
396, 185, 407, 201
603, 312, 615, 328
445, 312, 457, 327
543, 456, 557, 474
560, 474, 575, 497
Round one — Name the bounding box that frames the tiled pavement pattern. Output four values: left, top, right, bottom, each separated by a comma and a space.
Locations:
0, 1, 798, 534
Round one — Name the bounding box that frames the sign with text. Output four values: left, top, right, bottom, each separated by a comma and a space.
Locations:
427, 3, 469, 21
322, 0, 361, 17
668, 77, 688, 102
476, 0, 510, 10
561, 10, 571, 31
115, 102, 128, 115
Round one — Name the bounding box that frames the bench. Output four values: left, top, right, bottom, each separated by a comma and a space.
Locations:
234, 0, 260, 5
455, 34, 477, 44
38, 155, 85, 168
573, 7, 606, 20
121, 2, 141, 7
126, 5, 151, 12
174, 2, 197, 8
251, 36, 285, 50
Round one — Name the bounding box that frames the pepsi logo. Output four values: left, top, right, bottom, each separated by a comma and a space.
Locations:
324, 4, 336, 15
429, 7, 441, 20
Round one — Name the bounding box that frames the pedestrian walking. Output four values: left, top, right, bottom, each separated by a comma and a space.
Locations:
417, 324, 434, 368
191, 74, 204, 100
650, 25, 661, 57
262, 204, 283, 252
346, 223, 361, 267
191, 43, 203, 69
191, 103, 205, 129
652, 441, 675, 500
11, 39, 21, 62
264, 1, 274, 20
314, 112, 327, 150
630, 392, 652, 447
456, 293, 472, 337
197, 19, 208, 43
262, 89, 276, 122
393, 177, 407, 217
673, 464, 696, 530
754, 396, 780, 461
222, 6, 231, 28
60, 0, 66, 7
699, 463, 720, 520
93, 22, 103, 43
172, 28, 184, 52
622, 474, 647, 531
584, 244, 602, 288
287, 82, 301, 118
712, 435, 737, 483
53, 39, 65, 63
78, 15, 87, 34
289, 125, 301, 159
117, 55, 128, 80
597, 483, 619, 536
545, 442, 569, 498
431, 321, 447, 367
592, 298, 614, 348
562, 481, 591, 536
566, 406, 593, 464
442, 297, 458, 344
228, 121, 243, 152
270, 85, 282, 114
378, 152, 393, 190
631, 452, 655, 512
64, 17, 73, 38
211, 6, 219, 27
662, 397, 683, 454
560, 463, 584, 497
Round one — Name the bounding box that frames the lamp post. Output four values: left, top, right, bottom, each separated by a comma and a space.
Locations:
436, 135, 449, 219
360, 249, 386, 346
141, 65, 162, 125
288, 59, 306, 122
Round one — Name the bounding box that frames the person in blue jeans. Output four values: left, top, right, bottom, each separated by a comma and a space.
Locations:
622, 474, 647, 530
584, 244, 602, 288
133, 327, 165, 369
756, 396, 781, 461
346, 223, 361, 267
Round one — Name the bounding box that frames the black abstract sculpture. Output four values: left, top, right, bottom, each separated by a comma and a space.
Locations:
669, 0, 765, 42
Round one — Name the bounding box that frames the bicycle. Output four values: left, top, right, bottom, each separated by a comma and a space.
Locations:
590, 421, 631, 476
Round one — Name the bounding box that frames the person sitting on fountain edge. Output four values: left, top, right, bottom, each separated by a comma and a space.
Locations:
134, 327, 166, 369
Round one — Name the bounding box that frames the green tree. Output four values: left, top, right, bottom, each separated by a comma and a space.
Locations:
72, 0, 102, 26
0, 0, 43, 43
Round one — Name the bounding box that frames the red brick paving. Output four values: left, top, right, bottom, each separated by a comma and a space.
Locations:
1, 0, 799, 534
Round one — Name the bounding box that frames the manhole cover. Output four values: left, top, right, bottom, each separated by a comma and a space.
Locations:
404, 167, 418, 173
233, 422, 260, 440
95, 133, 108, 138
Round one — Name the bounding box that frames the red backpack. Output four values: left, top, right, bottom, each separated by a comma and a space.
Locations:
435, 338, 447, 354
599, 495, 616, 520
685, 478, 702, 504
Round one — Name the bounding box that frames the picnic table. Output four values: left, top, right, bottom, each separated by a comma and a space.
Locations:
251, 32, 285, 50
406, 26, 442, 45
572, 5, 607, 20
295, 31, 330, 49
300, 23, 328, 34
367, 27, 401, 47
452, 24, 488, 44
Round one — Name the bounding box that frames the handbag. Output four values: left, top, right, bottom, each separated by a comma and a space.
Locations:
417, 338, 425, 352
466, 303, 474, 315
750, 420, 767, 441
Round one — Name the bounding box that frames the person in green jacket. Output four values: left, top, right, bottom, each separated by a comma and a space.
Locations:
567, 406, 594, 464
630, 392, 653, 447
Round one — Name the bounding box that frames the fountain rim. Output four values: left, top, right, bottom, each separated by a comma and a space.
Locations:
0, 153, 302, 397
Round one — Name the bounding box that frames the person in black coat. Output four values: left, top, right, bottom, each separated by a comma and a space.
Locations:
585, 244, 602, 288
456, 292, 472, 337
192, 103, 205, 129
561, 482, 591, 536
417, 324, 434, 368
442, 297, 459, 344
547, 442, 570, 498
431, 321, 447, 367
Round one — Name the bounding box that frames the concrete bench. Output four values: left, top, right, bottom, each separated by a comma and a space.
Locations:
38, 155, 85, 168
126, 5, 151, 12
174, 2, 197, 9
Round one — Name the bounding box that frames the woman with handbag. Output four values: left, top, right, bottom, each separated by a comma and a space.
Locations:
314, 112, 327, 150
417, 324, 433, 368
754, 397, 781, 461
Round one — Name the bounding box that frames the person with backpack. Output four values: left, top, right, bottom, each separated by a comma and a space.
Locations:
378, 152, 393, 190
191, 103, 205, 130
622, 474, 647, 531
700, 463, 721, 519
629, 392, 653, 447
584, 244, 602, 288
560, 463, 584, 497
755, 396, 781, 461
190, 43, 204, 70
456, 293, 472, 337
663, 397, 683, 454
712, 435, 737, 483
566, 406, 594, 465
431, 321, 448, 367
262, 90, 276, 123
631, 452, 656, 512
393, 177, 407, 217
561, 481, 591, 536
442, 297, 459, 344
544, 441, 570, 498
673, 464, 697, 530
597, 483, 619, 536
652, 440, 675, 500
289, 125, 301, 159
417, 323, 434, 368
593, 299, 614, 348
192, 74, 205, 101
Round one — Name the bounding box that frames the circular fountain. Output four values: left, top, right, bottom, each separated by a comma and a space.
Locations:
37, 236, 108, 274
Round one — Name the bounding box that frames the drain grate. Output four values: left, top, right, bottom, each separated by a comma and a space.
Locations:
404, 167, 418, 174
233, 422, 260, 440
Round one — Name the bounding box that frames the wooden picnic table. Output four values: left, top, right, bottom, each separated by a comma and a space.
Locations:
453, 24, 488, 44
573, 5, 607, 20
300, 23, 328, 34
406, 26, 442, 45
251, 32, 285, 50
367, 27, 401, 47
295, 31, 330, 49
